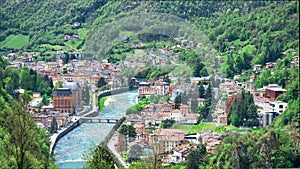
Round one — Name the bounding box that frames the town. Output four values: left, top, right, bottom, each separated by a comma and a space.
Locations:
2, 36, 298, 165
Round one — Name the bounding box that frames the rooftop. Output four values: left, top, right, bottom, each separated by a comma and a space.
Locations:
52, 88, 72, 96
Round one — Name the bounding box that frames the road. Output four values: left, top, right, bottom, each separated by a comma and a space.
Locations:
107, 132, 129, 169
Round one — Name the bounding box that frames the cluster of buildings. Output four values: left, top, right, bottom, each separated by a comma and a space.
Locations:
2, 52, 126, 131
27, 81, 83, 130
126, 102, 199, 127
198, 57, 298, 127
253, 56, 299, 72
124, 51, 169, 68
4, 52, 125, 87
137, 79, 172, 98
114, 125, 225, 164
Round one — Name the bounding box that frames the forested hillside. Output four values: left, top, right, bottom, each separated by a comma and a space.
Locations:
1, 1, 298, 72
0, 57, 57, 168
0, 1, 299, 169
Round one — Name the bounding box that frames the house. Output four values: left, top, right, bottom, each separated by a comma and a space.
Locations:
33, 92, 41, 98
170, 109, 183, 121
72, 22, 80, 28
170, 144, 196, 163
182, 113, 200, 124
32, 114, 48, 128
150, 129, 185, 154
254, 84, 286, 109
206, 141, 222, 154
45, 62, 58, 69
253, 64, 262, 72
28, 98, 43, 113
24, 52, 34, 62
138, 80, 170, 98
72, 35, 80, 40
291, 56, 299, 68
54, 113, 70, 128
7, 53, 17, 59
217, 114, 228, 126
196, 130, 213, 144
266, 62, 277, 69
126, 114, 144, 125
265, 85, 286, 102
190, 76, 210, 84
64, 35, 71, 40
134, 123, 145, 134
202, 133, 223, 154
269, 101, 287, 114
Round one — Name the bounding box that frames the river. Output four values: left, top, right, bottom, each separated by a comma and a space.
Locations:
54, 90, 137, 168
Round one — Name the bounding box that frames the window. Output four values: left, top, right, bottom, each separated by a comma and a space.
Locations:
279, 105, 283, 108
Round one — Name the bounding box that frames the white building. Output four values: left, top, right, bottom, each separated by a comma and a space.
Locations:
269, 101, 288, 114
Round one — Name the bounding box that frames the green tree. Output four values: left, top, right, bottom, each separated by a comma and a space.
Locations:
0, 101, 55, 169
42, 94, 49, 106
85, 146, 116, 169
50, 117, 58, 133
186, 144, 207, 169
20, 67, 32, 90
174, 94, 181, 109
120, 124, 137, 150
97, 77, 107, 88
128, 144, 143, 163
198, 82, 205, 98
227, 89, 258, 127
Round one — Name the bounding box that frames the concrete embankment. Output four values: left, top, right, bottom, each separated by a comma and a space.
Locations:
50, 87, 130, 155
97, 87, 130, 103
50, 120, 80, 155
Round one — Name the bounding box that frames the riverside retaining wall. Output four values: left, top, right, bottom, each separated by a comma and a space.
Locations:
51, 87, 130, 154
50, 120, 80, 155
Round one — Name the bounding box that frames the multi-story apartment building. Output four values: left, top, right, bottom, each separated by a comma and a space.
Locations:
52, 88, 74, 115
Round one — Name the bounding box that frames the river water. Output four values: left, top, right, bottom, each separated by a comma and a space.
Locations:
54, 90, 137, 168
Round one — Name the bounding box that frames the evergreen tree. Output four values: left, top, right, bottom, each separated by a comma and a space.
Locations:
50, 117, 58, 133
227, 89, 258, 127
97, 77, 107, 88
186, 144, 207, 169
198, 82, 205, 98
174, 94, 181, 109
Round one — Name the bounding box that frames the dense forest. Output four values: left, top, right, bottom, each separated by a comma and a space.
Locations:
0, 57, 58, 168
0, 1, 299, 169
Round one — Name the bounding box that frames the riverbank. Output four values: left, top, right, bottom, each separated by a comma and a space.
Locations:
99, 96, 109, 111
50, 118, 80, 155
53, 89, 137, 168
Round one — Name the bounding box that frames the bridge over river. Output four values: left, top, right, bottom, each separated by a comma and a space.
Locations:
49, 87, 130, 155
52, 90, 137, 168
79, 117, 120, 123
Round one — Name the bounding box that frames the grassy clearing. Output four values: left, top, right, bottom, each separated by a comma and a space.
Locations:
64, 28, 89, 50
78, 28, 89, 39
65, 40, 83, 50
171, 122, 261, 135
0, 34, 29, 49
40, 44, 66, 50
99, 96, 109, 111
171, 122, 217, 134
